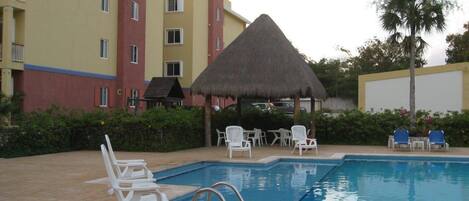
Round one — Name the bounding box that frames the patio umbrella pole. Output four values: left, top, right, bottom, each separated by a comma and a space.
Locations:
204, 95, 212, 147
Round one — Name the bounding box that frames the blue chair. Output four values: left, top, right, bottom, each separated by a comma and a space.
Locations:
428, 130, 449, 151
393, 128, 411, 150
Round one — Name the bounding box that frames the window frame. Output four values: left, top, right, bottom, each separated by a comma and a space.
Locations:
100, 39, 109, 59
166, 0, 184, 13
164, 60, 183, 77
130, 45, 138, 64
165, 28, 184, 45
99, 87, 109, 107
131, 1, 139, 21
129, 89, 139, 107
216, 36, 222, 51
101, 0, 109, 13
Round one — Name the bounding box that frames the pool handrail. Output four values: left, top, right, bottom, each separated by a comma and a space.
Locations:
192, 188, 226, 201
211, 182, 245, 201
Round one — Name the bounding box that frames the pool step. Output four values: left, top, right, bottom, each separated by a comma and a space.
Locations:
192, 182, 245, 201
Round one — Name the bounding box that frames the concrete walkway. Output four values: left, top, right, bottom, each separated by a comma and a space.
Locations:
1, 145, 469, 201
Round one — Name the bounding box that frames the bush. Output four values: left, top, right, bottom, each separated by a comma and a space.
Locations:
1, 107, 469, 158
0, 107, 204, 158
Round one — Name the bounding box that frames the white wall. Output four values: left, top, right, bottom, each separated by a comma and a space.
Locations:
365, 71, 463, 113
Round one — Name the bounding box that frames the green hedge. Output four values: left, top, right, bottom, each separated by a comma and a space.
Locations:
2, 107, 469, 158
0, 107, 204, 158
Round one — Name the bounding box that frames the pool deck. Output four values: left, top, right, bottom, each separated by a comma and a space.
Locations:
2, 145, 469, 201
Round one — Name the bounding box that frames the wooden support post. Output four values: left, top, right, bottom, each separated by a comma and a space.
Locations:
293, 95, 301, 124
204, 95, 212, 147
310, 97, 316, 138
237, 97, 242, 125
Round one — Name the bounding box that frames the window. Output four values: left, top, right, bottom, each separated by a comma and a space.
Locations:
165, 28, 183, 45
100, 39, 108, 59
130, 45, 138, 64
166, 0, 184, 12
100, 87, 109, 107
101, 0, 109, 12
216, 37, 222, 51
131, 1, 139, 21
165, 61, 182, 77
216, 8, 221, 21
129, 89, 139, 107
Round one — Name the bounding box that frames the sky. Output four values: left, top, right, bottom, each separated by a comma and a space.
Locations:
231, 0, 469, 66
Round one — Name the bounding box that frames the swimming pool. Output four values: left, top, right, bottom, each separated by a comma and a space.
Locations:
156, 156, 469, 201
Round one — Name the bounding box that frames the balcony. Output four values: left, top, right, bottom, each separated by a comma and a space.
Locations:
0, 43, 24, 63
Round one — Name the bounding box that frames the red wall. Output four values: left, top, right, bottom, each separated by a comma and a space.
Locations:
208, 0, 224, 63
117, 0, 146, 108
20, 69, 116, 112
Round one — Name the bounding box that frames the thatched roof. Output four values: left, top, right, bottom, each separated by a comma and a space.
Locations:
191, 14, 326, 99
144, 77, 184, 100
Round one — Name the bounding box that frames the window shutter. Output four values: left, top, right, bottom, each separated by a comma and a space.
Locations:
125, 88, 131, 107
138, 89, 144, 109
109, 87, 115, 108
94, 87, 100, 107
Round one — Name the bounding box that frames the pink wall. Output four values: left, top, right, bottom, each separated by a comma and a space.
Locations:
20, 69, 117, 112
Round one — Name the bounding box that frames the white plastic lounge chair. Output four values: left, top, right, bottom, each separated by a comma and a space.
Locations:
105, 135, 153, 180
216, 129, 226, 147
101, 145, 168, 201
291, 125, 318, 156
225, 126, 252, 159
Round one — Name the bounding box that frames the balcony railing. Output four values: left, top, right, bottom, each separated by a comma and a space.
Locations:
0, 43, 24, 63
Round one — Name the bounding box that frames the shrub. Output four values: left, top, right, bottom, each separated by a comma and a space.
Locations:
0, 107, 204, 158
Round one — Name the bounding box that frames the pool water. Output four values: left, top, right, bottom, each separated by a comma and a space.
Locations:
157, 157, 469, 201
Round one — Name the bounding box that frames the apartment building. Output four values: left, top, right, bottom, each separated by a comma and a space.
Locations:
0, 0, 248, 112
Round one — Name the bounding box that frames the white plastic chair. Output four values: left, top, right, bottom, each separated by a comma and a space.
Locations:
291, 125, 318, 156
247, 129, 262, 147
280, 128, 292, 147
225, 126, 252, 159
105, 135, 153, 180
101, 145, 168, 201
261, 130, 268, 145
216, 129, 226, 147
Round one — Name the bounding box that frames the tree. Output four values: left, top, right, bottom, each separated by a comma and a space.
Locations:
375, 0, 456, 131
446, 22, 469, 63
310, 38, 426, 103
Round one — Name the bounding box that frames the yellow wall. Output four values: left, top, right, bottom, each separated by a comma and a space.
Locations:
24, 0, 118, 76
223, 11, 245, 47
14, 10, 25, 44
191, 0, 208, 84
163, 0, 198, 87
358, 62, 469, 111
145, 0, 164, 81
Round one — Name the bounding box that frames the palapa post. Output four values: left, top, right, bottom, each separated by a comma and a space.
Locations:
204, 95, 212, 147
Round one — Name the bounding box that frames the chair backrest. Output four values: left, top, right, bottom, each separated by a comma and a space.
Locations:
100, 145, 126, 201
429, 130, 445, 143
105, 135, 118, 165
254, 128, 261, 138
291, 125, 307, 143
226, 126, 244, 146
393, 128, 409, 143
216, 129, 225, 137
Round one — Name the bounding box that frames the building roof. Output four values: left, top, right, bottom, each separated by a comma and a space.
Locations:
144, 77, 184, 100
191, 14, 327, 99
224, 6, 251, 24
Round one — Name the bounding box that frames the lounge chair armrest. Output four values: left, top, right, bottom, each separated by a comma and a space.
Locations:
116, 162, 147, 168
118, 178, 156, 184
117, 159, 145, 164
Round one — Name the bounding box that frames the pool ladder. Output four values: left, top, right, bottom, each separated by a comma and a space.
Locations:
192, 182, 245, 201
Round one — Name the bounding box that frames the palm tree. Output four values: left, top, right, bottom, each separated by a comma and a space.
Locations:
375, 0, 457, 131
